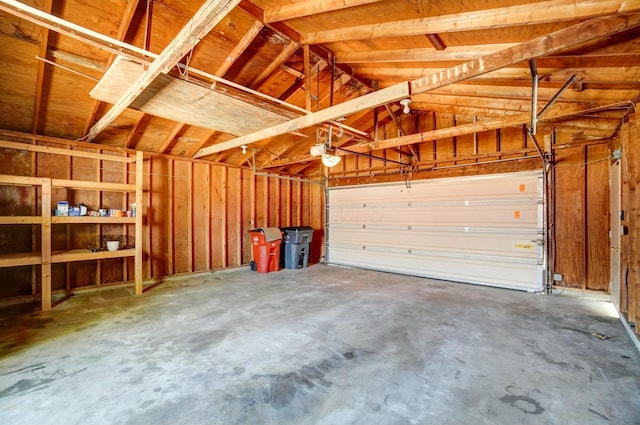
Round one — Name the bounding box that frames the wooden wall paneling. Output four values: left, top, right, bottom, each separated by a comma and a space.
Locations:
241, 169, 254, 265
626, 114, 640, 328
134, 151, 144, 294
68, 149, 100, 289
249, 168, 256, 231
38, 143, 70, 291
619, 121, 630, 315
188, 163, 194, 272
149, 157, 170, 278
172, 160, 190, 274
226, 167, 241, 267
276, 177, 282, 227
235, 169, 243, 266
292, 179, 301, 226
586, 142, 611, 291
435, 113, 455, 166
255, 174, 268, 228
344, 155, 358, 176
418, 111, 437, 163
210, 166, 224, 269
124, 158, 136, 282
308, 182, 324, 263
553, 142, 585, 289
165, 160, 174, 275
99, 152, 127, 285
192, 162, 210, 272
359, 155, 371, 176
454, 115, 476, 166
28, 148, 37, 299
281, 179, 291, 227
477, 129, 499, 162
268, 177, 278, 227
41, 179, 51, 310
0, 147, 34, 298
221, 167, 229, 267
499, 126, 524, 160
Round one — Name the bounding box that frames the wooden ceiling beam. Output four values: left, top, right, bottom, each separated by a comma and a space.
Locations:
300, 0, 640, 44
194, 82, 410, 157
427, 84, 637, 104
411, 102, 537, 119
263, 153, 315, 168
336, 44, 517, 64
425, 34, 446, 51
410, 13, 640, 95
84, 0, 140, 136
85, 0, 240, 142
264, 0, 383, 23
0, 0, 151, 61
412, 93, 547, 113
214, 19, 264, 77
187, 130, 222, 157
195, 13, 640, 157
31, 0, 53, 136
344, 52, 640, 69
123, 111, 146, 149
158, 123, 185, 154
238, 0, 374, 90
251, 41, 300, 89
347, 102, 631, 153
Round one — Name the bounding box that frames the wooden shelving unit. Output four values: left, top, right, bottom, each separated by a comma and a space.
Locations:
0, 141, 144, 310
51, 248, 136, 263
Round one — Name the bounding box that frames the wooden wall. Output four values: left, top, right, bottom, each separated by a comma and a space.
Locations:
0, 108, 619, 307
618, 113, 640, 335
330, 111, 613, 293
145, 159, 323, 278
0, 142, 322, 302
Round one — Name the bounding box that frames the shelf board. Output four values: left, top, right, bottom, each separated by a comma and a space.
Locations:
52, 216, 135, 224
0, 252, 42, 267
0, 174, 48, 186
0, 216, 42, 224
51, 178, 136, 192
52, 248, 135, 263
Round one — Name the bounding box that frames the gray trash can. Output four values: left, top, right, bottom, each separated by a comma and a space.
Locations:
282, 226, 314, 269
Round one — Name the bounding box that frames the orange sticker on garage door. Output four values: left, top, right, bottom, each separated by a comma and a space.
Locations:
514, 210, 521, 219
519, 184, 526, 192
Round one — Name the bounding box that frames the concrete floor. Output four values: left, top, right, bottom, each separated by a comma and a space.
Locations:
1, 265, 639, 425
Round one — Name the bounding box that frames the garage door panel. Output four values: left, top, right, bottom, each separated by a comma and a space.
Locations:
330, 204, 539, 227
328, 171, 545, 291
329, 226, 539, 259
329, 175, 539, 203
329, 245, 540, 291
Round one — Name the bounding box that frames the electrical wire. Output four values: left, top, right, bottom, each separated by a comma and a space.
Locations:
552, 156, 611, 168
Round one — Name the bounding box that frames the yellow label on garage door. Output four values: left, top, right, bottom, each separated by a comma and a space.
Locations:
513, 241, 535, 250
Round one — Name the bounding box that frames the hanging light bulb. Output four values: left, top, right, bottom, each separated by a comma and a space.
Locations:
241, 145, 247, 154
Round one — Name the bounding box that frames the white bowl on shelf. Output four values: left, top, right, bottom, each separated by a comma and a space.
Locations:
106, 241, 120, 252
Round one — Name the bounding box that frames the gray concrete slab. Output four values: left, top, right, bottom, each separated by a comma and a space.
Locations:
1, 264, 639, 425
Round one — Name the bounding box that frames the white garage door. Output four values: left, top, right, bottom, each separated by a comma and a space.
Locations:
327, 171, 545, 292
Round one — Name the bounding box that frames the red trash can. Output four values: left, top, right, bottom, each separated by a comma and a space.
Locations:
249, 228, 282, 273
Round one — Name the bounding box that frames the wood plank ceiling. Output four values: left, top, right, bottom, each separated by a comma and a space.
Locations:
1, 0, 640, 177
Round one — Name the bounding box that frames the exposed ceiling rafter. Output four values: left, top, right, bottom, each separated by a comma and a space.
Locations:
194, 13, 640, 157
84, 0, 241, 141
263, 0, 383, 23
346, 101, 633, 154
299, 0, 640, 44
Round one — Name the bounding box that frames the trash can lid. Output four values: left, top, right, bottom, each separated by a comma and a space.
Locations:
282, 226, 314, 232
250, 227, 282, 242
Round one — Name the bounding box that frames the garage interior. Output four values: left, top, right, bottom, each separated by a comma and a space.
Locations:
1, 0, 640, 423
